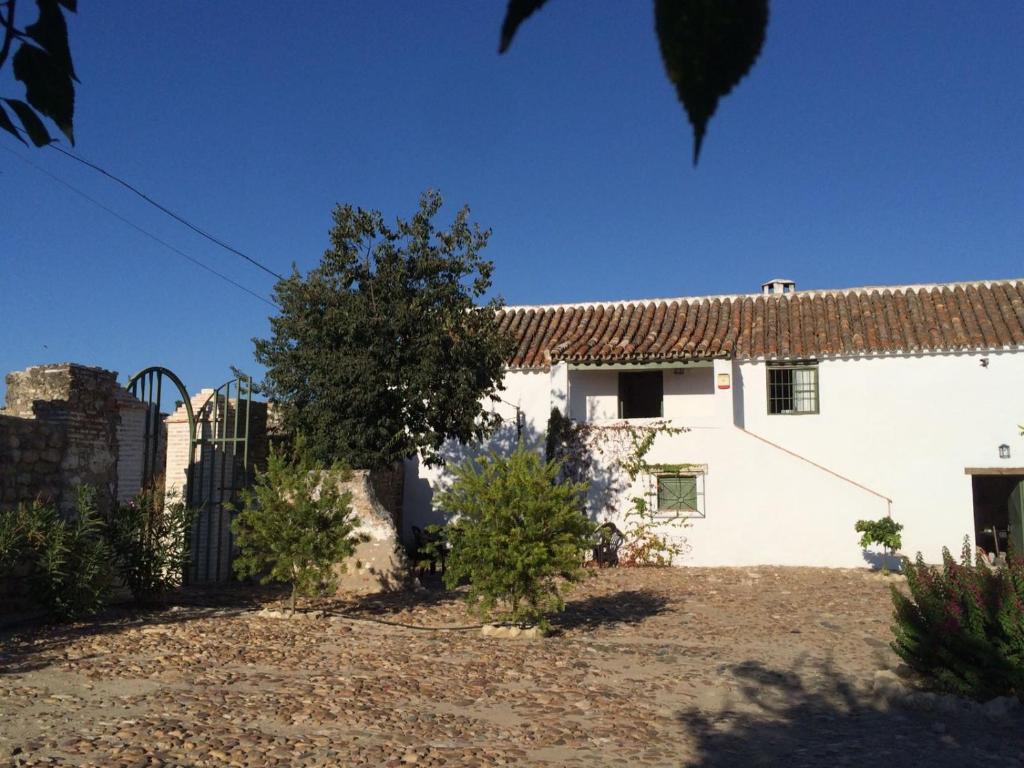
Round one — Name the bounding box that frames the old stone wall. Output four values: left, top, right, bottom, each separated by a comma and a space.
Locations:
0, 414, 65, 510
331, 470, 409, 595
368, 462, 405, 537
0, 364, 140, 514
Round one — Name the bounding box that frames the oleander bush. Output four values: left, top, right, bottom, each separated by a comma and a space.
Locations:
0, 487, 112, 620
437, 447, 594, 630
106, 484, 194, 605
891, 537, 1024, 700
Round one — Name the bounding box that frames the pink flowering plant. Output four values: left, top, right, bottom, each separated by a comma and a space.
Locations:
891, 537, 1024, 700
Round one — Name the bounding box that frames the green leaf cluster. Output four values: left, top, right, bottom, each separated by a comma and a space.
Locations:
1, 0, 77, 147
231, 448, 363, 613
891, 538, 1024, 700
255, 190, 512, 470
855, 516, 903, 554
106, 486, 195, 606
437, 447, 595, 629
0, 487, 112, 620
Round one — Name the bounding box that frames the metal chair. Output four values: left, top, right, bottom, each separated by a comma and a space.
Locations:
592, 522, 624, 567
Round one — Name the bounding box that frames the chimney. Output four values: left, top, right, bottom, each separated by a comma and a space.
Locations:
762, 278, 796, 295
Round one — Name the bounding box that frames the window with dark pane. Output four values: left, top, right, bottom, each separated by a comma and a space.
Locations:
657, 475, 698, 513
618, 371, 663, 419
767, 363, 819, 414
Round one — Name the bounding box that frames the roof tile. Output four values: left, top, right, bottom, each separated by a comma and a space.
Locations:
498, 280, 1024, 368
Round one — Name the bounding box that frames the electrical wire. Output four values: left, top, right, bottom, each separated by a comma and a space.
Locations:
46, 144, 287, 281
1, 143, 278, 308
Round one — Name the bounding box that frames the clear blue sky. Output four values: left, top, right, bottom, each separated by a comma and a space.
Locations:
1, 1, 1021, 403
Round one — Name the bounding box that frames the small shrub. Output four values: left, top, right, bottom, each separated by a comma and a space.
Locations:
231, 448, 362, 613
0, 488, 112, 620
437, 447, 595, 630
619, 495, 689, 567
855, 516, 903, 555
618, 521, 686, 567
891, 537, 1024, 700
106, 485, 194, 605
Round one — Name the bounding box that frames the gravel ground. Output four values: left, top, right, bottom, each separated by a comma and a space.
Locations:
1, 567, 1023, 767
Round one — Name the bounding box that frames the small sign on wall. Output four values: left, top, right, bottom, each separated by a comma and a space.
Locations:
716, 373, 731, 390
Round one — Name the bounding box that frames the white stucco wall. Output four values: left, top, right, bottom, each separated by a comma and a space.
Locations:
734, 351, 1024, 565
403, 350, 1024, 567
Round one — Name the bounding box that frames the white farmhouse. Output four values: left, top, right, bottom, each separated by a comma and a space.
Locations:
404, 278, 1024, 568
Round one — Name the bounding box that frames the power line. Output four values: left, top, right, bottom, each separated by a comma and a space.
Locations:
1, 144, 278, 308
46, 144, 287, 281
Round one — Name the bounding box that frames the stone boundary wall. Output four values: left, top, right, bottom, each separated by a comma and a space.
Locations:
0, 414, 65, 511
0, 364, 141, 514
0, 363, 150, 615
369, 462, 405, 535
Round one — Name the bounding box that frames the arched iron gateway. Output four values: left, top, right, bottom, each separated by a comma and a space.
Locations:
126, 367, 255, 584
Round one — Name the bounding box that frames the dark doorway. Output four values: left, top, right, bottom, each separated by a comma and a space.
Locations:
971, 474, 1024, 559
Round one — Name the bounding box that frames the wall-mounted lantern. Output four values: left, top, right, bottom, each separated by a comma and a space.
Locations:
999, 444, 1011, 460
716, 373, 731, 390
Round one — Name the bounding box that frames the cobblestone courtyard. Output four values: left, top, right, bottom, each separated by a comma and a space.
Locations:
2, 567, 1023, 767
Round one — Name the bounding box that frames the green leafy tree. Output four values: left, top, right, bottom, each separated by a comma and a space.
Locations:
105, 485, 194, 605
499, 0, 768, 163
891, 538, 1024, 700
437, 447, 595, 630
231, 448, 363, 614
255, 190, 511, 469
0, 0, 77, 147
855, 517, 904, 556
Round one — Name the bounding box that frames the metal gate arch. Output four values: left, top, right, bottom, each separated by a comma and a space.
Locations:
126, 366, 254, 584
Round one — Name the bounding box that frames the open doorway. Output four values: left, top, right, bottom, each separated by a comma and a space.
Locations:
971, 473, 1024, 560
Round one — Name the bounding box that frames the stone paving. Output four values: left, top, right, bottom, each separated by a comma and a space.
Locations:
1, 567, 1023, 767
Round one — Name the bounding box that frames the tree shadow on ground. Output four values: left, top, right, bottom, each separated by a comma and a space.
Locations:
319, 576, 465, 618
552, 589, 669, 633
0, 583, 284, 675
862, 549, 903, 572
676, 656, 1023, 767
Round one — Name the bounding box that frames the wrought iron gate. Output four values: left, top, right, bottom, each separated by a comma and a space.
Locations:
188, 376, 253, 583
126, 367, 254, 584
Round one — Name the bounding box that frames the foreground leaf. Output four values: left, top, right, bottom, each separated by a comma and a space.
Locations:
13, 42, 75, 143
499, 0, 550, 53
0, 103, 28, 145
655, 0, 769, 164
25, 0, 78, 81
3, 98, 52, 146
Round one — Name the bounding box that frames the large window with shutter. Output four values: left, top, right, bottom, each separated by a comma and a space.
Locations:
767, 362, 819, 415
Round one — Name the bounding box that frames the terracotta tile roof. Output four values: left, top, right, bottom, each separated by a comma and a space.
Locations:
498, 280, 1024, 369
